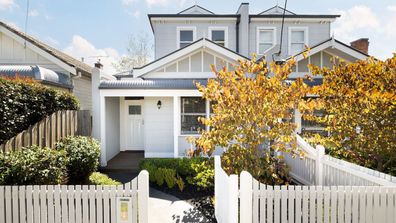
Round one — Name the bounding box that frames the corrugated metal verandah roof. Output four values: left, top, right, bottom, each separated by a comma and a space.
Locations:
0, 65, 73, 88
99, 78, 322, 90
99, 79, 208, 89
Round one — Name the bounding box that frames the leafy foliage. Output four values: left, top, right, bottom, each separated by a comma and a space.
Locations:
139, 158, 213, 191
55, 136, 100, 183
0, 76, 79, 145
186, 159, 214, 188
0, 145, 67, 185
304, 55, 396, 175
88, 172, 121, 185
192, 56, 309, 183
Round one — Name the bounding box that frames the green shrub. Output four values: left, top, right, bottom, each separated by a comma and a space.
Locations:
139, 157, 213, 191
0, 77, 79, 145
55, 136, 100, 183
88, 172, 121, 185
0, 145, 67, 185
186, 160, 214, 189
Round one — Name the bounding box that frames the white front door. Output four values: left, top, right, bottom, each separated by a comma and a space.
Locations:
124, 100, 144, 150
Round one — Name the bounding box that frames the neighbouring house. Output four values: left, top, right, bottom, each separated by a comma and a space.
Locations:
0, 22, 93, 111
92, 3, 370, 167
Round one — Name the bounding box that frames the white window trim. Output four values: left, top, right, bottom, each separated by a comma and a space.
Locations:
256, 27, 277, 55
208, 26, 228, 48
288, 27, 309, 56
176, 26, 197, 49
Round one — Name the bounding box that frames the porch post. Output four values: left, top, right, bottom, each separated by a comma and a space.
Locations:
295, 109, 302, 134
100, 96, 107, 166
173, 96, 180, 158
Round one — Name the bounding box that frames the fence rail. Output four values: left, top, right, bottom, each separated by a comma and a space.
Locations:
0, 110, 91, 152
283, 135, 396, 186
241, 171, 396, 223
0, 171, 149, 223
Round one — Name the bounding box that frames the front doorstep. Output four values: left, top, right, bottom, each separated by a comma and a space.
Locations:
100, 151, 144, 172
144, 152, 174, 158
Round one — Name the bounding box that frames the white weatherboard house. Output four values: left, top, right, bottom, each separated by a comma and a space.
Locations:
92, 4, 370, 167
0, 22, 93, 111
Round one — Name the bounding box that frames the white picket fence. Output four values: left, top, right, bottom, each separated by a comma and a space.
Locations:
283, 135, 396, 186
214, 156, 238, 223
214, 156, 396, 223
0, 171, 149, 223
240, 171, 396, 223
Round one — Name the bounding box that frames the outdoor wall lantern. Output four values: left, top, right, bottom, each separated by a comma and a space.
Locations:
157, 100, 162, 109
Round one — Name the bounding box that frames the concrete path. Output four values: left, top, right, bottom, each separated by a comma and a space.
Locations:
149, 188, 211, 223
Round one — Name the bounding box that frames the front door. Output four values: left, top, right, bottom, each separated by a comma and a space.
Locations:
124, 100, 144, 150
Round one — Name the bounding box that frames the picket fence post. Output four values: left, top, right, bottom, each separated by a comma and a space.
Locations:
138, 170, 149, 223
240, 171, 253, 223
316, 145, 325, 185
228, 174, 239, 223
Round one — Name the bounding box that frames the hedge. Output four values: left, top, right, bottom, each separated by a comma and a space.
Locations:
0, 145, 67, 185
0, 76, 79, 145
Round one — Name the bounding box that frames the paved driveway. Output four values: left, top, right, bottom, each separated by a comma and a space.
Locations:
149, 188, 211, 223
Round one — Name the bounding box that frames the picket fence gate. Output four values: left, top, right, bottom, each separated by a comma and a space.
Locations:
0, 171, 149, 223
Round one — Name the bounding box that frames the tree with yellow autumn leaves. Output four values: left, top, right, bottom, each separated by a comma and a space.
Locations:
192, 56, 310, 184
305, 55, 396, 175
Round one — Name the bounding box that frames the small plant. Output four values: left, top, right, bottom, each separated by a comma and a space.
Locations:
0, 145, 67, 185
88, 172, 121, 185
187, 160, 214, 189
176, 176, 185, 191
55, 136, 100, 183
162, 168, 177, 189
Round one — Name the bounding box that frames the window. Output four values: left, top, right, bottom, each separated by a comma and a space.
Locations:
181, 97, 206, 134
257, 27, 276, 55
129, 105, 141, 115
177, 27, 196, 49
289, 27, 308, 55
209, 27, 228, 47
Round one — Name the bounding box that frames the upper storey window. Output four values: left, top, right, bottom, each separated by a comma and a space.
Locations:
256, 27, 276, 55
289, 27, 308, 55
177, 27, 196, 49
209, 27, 228, 47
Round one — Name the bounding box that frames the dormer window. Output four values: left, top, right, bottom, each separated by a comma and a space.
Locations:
209, 27, 228, 47
256, 27, 276, 55
289, 27, 308, 55
177, 27, 196, 49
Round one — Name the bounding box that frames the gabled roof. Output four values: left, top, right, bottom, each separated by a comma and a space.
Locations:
259, 5, 296, 15
177, 5, 214, 15
132, 38, 249, 77
0, 21, 92, 76
256, 38, 370, 63
288, 38, 370, 62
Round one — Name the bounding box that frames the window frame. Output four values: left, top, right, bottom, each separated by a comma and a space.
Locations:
288, 27, 309, 56
180, 97, 207, 135
256, 27, 277, 55
176, 27, 197, 49
208, 26, 228, 48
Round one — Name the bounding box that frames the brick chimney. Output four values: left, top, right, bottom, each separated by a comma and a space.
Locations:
94, 59, 103, 69
350, 38, 369, 54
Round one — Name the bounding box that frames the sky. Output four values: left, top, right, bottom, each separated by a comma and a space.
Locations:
0, 0, 395, 74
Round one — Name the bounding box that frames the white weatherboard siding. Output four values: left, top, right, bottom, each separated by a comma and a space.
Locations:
72, 75, 92, 110
152, 21, 237, 59
249, 21, 330, 59
105, 97, 120, 161
144, 97, 174, 157
0, 32, 68, 73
